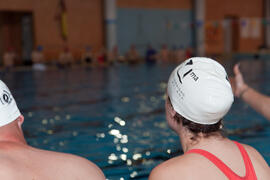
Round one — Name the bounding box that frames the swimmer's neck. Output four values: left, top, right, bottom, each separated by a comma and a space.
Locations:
0, 136, 27, 146
179, 133, 225, 153
0, 131, 27, 145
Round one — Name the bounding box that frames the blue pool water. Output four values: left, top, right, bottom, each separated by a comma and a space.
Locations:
3, 61, 270, 179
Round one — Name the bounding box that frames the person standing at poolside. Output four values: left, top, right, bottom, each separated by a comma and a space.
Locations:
58, 46, 74, 68
145, 45, 157, 65
158, 44, 170, 62
231, 63, 270, 121
32, 45, 47, 71
107, 45, 120, 64
126, 44, 140, 63
0, 80, 105, 179
81, 46, 94, 65
150, 57, 270, 180
3, 47, 16, 70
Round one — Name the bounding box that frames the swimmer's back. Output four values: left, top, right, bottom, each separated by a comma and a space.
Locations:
150, 140, 270, 180
0, 142, 105, 180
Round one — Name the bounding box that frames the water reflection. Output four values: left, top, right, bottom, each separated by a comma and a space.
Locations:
2, 62, 269, 179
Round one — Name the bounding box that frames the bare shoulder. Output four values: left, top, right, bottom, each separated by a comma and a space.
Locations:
64, 154, 105, 179
38, 149, 106, 180
149, 155, 190, 180
241, 144, 268, 165
242, 143, 270, 179
0, 143, 105, 179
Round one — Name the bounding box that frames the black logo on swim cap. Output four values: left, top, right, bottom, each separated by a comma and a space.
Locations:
0, 90, 12, 105
177, 70, 182, 84
3, 94, 9, 103
183, 69, 193, 78
185, 59, 193, 66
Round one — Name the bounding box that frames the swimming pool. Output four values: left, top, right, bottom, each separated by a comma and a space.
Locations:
3, 61, 270, 179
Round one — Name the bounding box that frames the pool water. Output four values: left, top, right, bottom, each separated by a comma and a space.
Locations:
3, 61, 270, 179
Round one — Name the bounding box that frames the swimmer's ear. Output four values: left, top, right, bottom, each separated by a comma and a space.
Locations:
171, 108, 177, 118
17, 115, 24, 127
166, 97, 177, 117
168, 102, 177, 118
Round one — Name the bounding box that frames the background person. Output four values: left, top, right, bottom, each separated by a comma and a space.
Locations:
158, 44, 170, 62
145, 45, 157, 65
150, 57, 270, 180
185, 47, 194, 59
107, 45, 119, 64
3, 47, 16, 69
81, 46, 94, 65
231, 63, 270, 120
58, 47, 74, 68
32, 45, 46, 71
0, 80, 105, 180
97, 47, 107, 65
125, 44, 140, 64
174, 45, 185, 63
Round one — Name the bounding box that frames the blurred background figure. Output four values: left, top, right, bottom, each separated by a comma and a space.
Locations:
158, 44, 170, 62
145, 44, 157, 65
81, 46, 94, 65
3, 47, 16, 70
185, 47, 194, 59
107, 45, 119, 64
254, 44, 268, 60
168, 45, 177, 62
125, 44, 140, 64
97, 47, 107, 65
31, 45, 46, 71
175, 45, 185, 63
58, 46, 73, 68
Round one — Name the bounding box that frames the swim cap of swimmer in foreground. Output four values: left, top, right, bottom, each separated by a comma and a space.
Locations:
149, 57, 270, 180
0, 80, 105, 180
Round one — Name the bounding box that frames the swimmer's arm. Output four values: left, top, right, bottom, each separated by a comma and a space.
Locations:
232, 64, 270, 121
241, 87, 270, 121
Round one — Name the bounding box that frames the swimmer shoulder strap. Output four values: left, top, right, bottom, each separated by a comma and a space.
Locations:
186, 141, 257, 180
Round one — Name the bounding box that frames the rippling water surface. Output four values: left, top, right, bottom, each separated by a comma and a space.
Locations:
3, 61, 270, 179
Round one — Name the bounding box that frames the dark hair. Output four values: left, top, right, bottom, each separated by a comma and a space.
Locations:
174, 113, 224, 141
168, 97, 224, 141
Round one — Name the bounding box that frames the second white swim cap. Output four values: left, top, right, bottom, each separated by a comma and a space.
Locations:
0, 80, 21, 127
167, 57, 234, 125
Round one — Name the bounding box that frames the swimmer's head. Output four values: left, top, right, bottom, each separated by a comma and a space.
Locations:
167, 57, 234, 125
0, 80, 21, 127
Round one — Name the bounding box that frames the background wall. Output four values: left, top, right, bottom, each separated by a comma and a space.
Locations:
0, 0, 33, 11
0, 0, 104, 61
117, 0, 191, 9
205, 0, 264, 54
34, 0, 104, 60
0, 0, 266, 63
117, 0, 193, 56
117, 9, 192, 55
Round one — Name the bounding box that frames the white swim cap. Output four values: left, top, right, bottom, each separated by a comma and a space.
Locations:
167, 57, 234, 125
0, 80, 21, 127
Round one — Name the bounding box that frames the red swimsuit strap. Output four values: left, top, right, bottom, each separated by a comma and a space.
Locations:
233, 141, 257, 180
186, 141, 257, 180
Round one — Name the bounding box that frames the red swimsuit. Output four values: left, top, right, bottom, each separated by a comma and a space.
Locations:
186, 141, 257, 180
